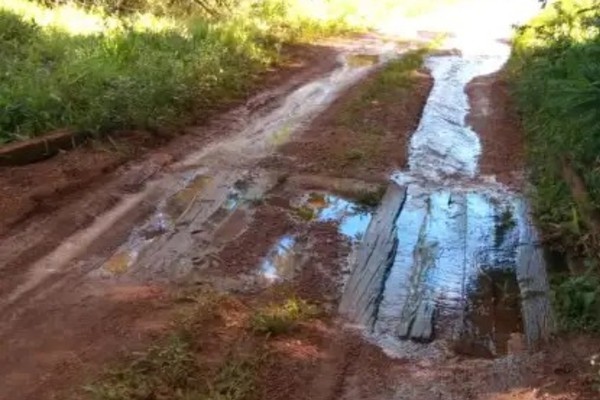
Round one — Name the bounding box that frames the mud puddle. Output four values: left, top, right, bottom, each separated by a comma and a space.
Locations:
89, 44, 398, 283
178, 49, 396, 170
259, 192, 374, 283
296, 193, 373, 241
260, 235, 299, 282
341, 47, 554, 359
96, 171, 253, 279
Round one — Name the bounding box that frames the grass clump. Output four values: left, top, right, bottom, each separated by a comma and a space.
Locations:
251, 297, 319, 336
85, 291, 265, 400
353, 186, 386, 209
85, 335, 203, 400
330, 49, 427, 170
86, 335, 264, 400
341, 49, 427, 122
510, 0, 600, 330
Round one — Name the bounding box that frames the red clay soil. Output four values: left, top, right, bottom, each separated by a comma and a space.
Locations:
467, 70, 525, 188
0, 44, 340, 400
293, 221, 351, 304
217, 204, 297, 275
0, 281, 175, 400
263, 68, 433, 182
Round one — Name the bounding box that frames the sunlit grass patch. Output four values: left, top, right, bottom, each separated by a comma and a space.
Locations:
251, 297, 319, 336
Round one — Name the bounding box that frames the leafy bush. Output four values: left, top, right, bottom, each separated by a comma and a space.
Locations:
510, 0, 600, 330
552, 271, 600, 332
510, 0, 600, 254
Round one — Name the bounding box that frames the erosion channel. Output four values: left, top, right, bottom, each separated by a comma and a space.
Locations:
341, 40, 554, 358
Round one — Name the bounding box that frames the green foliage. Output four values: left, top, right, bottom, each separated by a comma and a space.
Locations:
552, 269, 600, 332
510, 0, 600, 254
0, 0, 275, 144
510, 0, 600, 331
85, 333, 263, 400
250, 297, 319, 336
207, 355, 262, 400
353, 186, 386, 209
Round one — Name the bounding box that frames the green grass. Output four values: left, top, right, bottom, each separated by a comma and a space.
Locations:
339, 49, 427, 130
84, 335, 203, 400
509, 0, 600, 331
84, 293, 318, 399
329, 48, 426, 169
250, 297, 319, 336
0, 0, 277, 143
352, 186, 386, 209
85, 335, 265, 400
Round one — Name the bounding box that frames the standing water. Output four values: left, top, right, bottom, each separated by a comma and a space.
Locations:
341, 0, 554, 358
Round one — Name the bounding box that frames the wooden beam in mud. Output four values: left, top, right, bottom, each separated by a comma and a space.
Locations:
339, 182, 406, 328
397, 299, 435, 343
515, 203, 556, 348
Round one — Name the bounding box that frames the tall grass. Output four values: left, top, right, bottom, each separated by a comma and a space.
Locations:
0, 0, 277, 143
510, 0, 600, 331
0, 0, 455, 144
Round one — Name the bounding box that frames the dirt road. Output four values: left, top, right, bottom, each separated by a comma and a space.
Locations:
0, 1, 599, 399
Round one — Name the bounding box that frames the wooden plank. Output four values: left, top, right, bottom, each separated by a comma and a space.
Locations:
0, 130, 85, 166
339, 182, 407, 328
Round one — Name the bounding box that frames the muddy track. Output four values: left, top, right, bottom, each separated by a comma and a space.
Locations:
0, 36, 418, 399
1, 2, 599, 399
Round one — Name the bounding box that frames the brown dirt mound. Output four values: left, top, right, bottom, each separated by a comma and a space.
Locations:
263, 67, 433, 182
467, 70, 525, 188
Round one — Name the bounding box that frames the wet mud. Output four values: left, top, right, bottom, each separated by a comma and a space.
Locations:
341, 48, 554, 358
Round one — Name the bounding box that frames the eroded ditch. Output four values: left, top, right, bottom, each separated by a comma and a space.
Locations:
341, 49, 555, 359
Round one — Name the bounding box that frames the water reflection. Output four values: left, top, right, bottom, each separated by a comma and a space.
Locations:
301, 193, 373, 241
375, 187, 522, 341
260, 235, 298, 282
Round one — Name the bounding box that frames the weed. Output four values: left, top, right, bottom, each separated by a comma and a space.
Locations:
206, 352, 264, 400
353, 186, 386, 209
250, 297, 319, 336
339, 49, 427, 131
294, 206, 315, 221
85, 335, 202, 400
